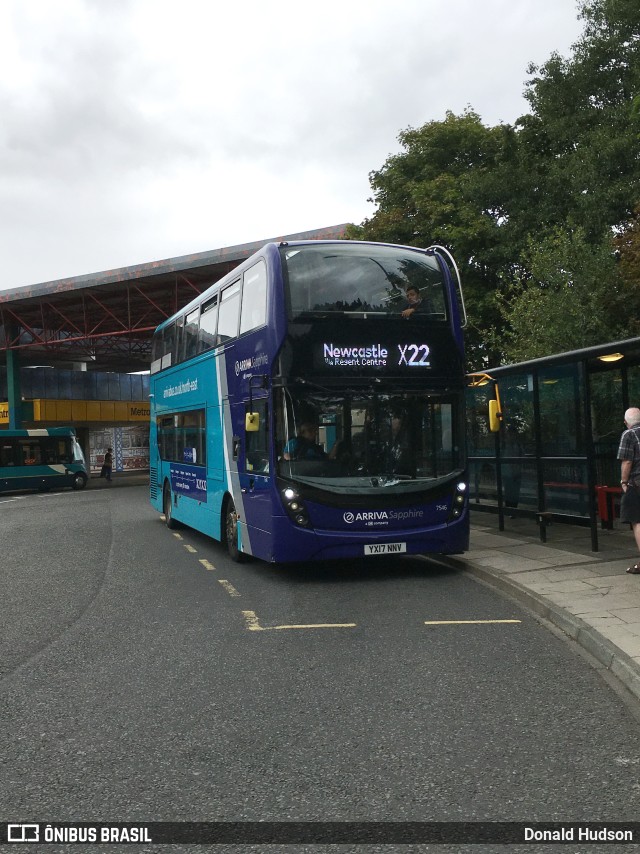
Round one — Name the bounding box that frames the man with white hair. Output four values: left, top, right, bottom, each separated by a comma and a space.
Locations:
618, 407, 640, 573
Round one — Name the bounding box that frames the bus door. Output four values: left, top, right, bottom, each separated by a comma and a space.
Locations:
240, 397, 272, 556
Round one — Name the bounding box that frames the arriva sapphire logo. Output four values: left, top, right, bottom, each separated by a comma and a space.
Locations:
343, 510, 389, 524
235, 353, 269, 376
343, 508, 424, 526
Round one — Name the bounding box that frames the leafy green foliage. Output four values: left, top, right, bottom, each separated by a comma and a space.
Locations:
355, 0, 640, 366
614, 206, 640, 338
499, 229, 623, 361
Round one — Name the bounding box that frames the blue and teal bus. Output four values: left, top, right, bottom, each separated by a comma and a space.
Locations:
0, 427, 88, 493
149, 240, 469, 563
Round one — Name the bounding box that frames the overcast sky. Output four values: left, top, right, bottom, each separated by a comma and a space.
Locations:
0, 0, 584, 292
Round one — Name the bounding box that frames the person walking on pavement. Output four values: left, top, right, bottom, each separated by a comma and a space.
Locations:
100, 447, 113, 482
618, 407, 640, 573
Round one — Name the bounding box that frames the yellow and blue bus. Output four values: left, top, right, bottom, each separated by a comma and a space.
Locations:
149, 240, 469, 563
0, 427, 88, 493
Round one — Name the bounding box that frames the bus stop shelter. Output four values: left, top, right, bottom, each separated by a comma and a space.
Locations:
467, 336, 640, 550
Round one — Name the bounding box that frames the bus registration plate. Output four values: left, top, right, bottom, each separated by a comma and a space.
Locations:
364, 543, 407, 556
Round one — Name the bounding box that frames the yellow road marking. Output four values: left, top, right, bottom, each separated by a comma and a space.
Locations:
184, 544, 197, 553
173, 532, 183, 540
241, 610, 356, 632
273, 623, 357, 630
199, 559, 216, 571
242, 610, 262, 631
424, 619, 521, 625
218, 579, 241, 597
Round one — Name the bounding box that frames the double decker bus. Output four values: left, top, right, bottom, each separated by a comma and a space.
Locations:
0, 427, 87, 493
149, 240, 468, 563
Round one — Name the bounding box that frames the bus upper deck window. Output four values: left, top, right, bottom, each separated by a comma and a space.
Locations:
218, 281, 241, 341
240, 260, 267, 334
199, 295, 219, 352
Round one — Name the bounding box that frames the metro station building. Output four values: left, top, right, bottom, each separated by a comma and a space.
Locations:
0, 225, 348, 473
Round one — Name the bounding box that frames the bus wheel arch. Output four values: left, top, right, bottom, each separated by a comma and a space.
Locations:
223, 494, 246, 563
163, 479, 179, 529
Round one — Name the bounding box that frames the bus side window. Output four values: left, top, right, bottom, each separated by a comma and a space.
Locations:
245, 400, 270, 474
240, 260, 267, 334
21, 441, 41, 465
175, 316, 185, 365
184, 308, 200, 361
199, 294, 219, 352
162, 323, 175, 370
0, 441, 17, 466
218, 281, 241, 342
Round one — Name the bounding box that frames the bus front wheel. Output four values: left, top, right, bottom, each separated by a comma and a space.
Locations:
224, 498, 246, 563
163, 482, 178, 529
72, 472, 87, 490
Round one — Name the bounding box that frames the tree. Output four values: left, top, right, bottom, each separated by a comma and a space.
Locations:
613, 206, 640, 339
356, 109, 514, 365
499, 228, 624, 362
517, 0, 640, 241
494, 0, 640, 360
352, 0, 640, 366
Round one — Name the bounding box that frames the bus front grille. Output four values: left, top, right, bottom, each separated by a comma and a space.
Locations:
150, 468, 158, 499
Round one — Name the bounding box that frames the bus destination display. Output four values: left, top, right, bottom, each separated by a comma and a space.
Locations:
322, 341, 431, 369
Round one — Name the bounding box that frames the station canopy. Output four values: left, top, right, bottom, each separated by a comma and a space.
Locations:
0, 225, 348, 373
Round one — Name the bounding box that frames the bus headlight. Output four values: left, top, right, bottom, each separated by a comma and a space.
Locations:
281, 486, 313, 528
448, 482, 467, 522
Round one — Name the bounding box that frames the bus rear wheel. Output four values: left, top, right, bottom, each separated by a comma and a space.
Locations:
224, 498, 246, 563
163, 482, 178, 529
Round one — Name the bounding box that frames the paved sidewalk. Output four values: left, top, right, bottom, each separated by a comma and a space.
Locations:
442, 516, 640, 702
86, 471, 149, 489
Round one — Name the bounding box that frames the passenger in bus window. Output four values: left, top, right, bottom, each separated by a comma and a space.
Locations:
401, 285, 431, 319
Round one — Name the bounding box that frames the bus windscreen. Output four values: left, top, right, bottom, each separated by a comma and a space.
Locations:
282, 243, 447, 319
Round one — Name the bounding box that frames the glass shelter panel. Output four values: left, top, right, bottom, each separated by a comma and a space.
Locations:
466, 383, 495, 457
539, 364, 585, 456
505, 461, 538, 513
543, 460, 589, 516
590, 368, 624, 486
627, 364, 640, 409
499, 373, 535, 456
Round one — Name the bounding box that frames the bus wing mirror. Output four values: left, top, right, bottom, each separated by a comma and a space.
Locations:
246, 412, 260, 432
488, 399, 502, 432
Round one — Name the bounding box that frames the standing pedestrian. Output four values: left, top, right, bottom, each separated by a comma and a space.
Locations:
618, 408, 640, 573
100, 447, 113, 482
